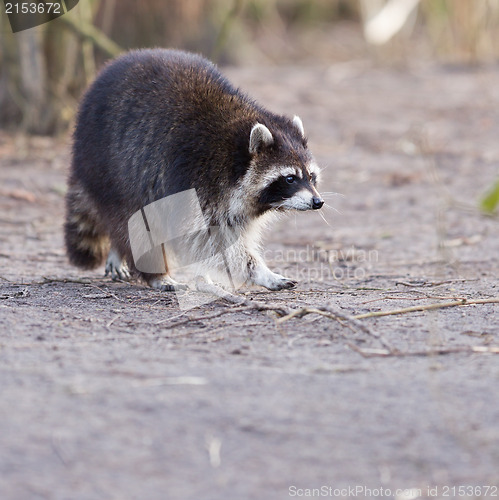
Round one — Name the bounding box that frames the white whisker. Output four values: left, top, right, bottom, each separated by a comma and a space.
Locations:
318, 209, 330, 226
323, 203, 341, 215
320, 192, 345, 198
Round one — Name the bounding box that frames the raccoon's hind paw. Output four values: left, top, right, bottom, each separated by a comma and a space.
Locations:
105, 249, 131, 281
149, 276, 189, 292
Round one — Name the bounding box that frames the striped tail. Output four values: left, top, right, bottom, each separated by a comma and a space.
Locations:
64, 180, 110, 269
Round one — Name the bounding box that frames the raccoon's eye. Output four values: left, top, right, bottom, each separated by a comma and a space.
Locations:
285, 175, 296, 184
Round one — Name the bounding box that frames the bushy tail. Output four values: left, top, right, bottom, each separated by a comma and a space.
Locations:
64, 181, 109, 269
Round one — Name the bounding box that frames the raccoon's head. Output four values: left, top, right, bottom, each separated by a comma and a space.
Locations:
247, 116, 323, 214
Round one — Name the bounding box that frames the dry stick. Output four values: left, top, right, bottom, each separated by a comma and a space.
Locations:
156, 305, 254, 329
82, 293, 113, 299
196, 282, 290, 315
347, 342, 499, 358
31, 277, 498, 354
41, 276, 93, 285
196, 284, 499, 354
196, 282, 395, 352
85, 283, 124, 302
360, 295, 467, 305
394, 279, 471, 287
106, 316, 119, 330
277, 305, 394, 351
353, 298, 499, 320
39, 277, 124, 302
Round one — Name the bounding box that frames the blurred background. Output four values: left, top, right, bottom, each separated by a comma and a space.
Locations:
2, 0, 499, 135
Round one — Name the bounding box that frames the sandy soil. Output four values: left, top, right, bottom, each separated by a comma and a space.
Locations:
0, 63, 498, 500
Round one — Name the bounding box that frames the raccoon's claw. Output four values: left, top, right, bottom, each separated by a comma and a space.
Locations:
149, 276, 189, 292
270, 276, 297, 291
105, 262, 131, 281
156, 284, 176, 292
277, 278, 297, 290
155, 283, 189, 292
253, 270, 297, 291
105, 250, 131, 281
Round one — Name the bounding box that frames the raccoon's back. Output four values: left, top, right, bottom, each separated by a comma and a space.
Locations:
72, 49, 257, 212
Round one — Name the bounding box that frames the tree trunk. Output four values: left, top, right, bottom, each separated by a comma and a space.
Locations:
17, 27, 53, 133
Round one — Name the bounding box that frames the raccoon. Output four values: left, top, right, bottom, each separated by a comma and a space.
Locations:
64, 49, 323, 291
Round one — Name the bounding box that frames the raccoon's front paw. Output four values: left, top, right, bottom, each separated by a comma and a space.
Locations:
267, 275, 297, 291
254, 271, 297, 291
105, 250, 131, 281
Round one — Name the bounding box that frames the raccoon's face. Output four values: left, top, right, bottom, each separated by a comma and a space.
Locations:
249, 116, 323, 213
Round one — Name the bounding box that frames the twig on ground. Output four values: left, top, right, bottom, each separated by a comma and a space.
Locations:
85, 283, 124, 302
196, 282, 396, 352
395, 279, 477, 287
41, 276, 93, 284
1, 288, 30, 299
51, 436, 70, 467
347, 342, 499, 358
106, 316, 119, 330
277, 305, 394, 351
196, 281, 290, 315
83, 293, 112, 299
353, 298, 499, 320
195, 283, 498, 354
156, 305, 255, 328
17, 275, 497, 358
361, 294, 467, 304
28, 277, 125, 302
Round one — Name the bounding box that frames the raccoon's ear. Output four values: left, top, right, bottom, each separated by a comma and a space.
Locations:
292, 115, 305, 137
249, 123, 273, 154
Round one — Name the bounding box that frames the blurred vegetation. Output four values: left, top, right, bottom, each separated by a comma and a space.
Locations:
481, 180, 499, 213
1, 0, 499, 134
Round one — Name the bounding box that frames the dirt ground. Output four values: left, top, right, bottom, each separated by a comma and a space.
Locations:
0, 63, 498, 500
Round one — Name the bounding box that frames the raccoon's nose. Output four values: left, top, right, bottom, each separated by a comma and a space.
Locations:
312, 197, 324, 210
